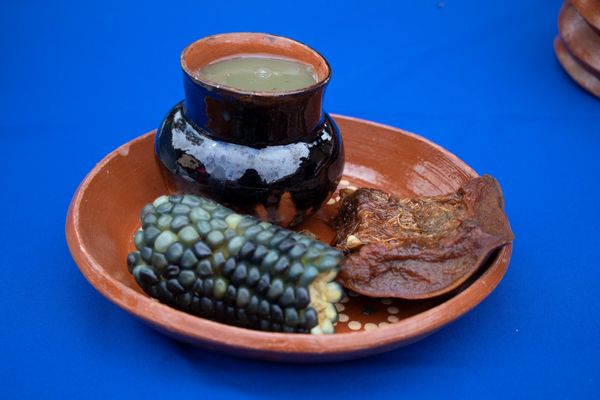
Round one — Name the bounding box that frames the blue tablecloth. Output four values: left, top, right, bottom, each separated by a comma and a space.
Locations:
1, 0, 598, 398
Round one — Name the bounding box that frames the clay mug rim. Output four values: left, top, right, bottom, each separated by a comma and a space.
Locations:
180, 32, 332, 97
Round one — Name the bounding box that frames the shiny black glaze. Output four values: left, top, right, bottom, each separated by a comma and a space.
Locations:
155, 102, 344, 226
155, 45, 344, 227
182, 72, 328, 147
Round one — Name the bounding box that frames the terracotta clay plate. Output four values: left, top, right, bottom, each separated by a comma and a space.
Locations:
558, 1, 600, 74
66, 115, 512, 362
554, 36, 600, 98
572, 0, 600, 33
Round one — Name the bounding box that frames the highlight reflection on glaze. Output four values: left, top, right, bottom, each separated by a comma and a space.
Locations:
170, 108, 314, 183
155, 33, 344, 226
155, 102, 344, 226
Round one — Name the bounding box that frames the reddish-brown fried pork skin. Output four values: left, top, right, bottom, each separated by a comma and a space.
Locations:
332, 175, 514, 299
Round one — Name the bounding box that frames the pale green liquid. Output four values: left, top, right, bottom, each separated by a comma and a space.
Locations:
197, 56, 318, 92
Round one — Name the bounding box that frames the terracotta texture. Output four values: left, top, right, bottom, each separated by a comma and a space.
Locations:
554, 36, 600, 98
572, 0, 600, 32
555, 1, 600, 98
66, 115, 513, 362
559, 2, 600, 73
182, 33, 330, 89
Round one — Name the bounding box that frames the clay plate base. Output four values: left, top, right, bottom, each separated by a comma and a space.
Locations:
66, 115, 513, 362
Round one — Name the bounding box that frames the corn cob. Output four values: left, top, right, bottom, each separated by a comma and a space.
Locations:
127, 194, 343, 334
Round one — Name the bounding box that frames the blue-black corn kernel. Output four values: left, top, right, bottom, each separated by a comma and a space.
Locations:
127, 194, 343, 333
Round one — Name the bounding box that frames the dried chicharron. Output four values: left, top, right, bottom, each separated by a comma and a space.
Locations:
332, 175, 514, 299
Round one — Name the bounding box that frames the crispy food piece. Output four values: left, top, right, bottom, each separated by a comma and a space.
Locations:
332, 175, 514, 299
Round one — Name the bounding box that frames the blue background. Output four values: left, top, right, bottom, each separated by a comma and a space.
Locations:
1, 0, 599, 398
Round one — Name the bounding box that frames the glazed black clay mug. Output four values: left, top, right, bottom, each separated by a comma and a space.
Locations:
155, 33, 344, 226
